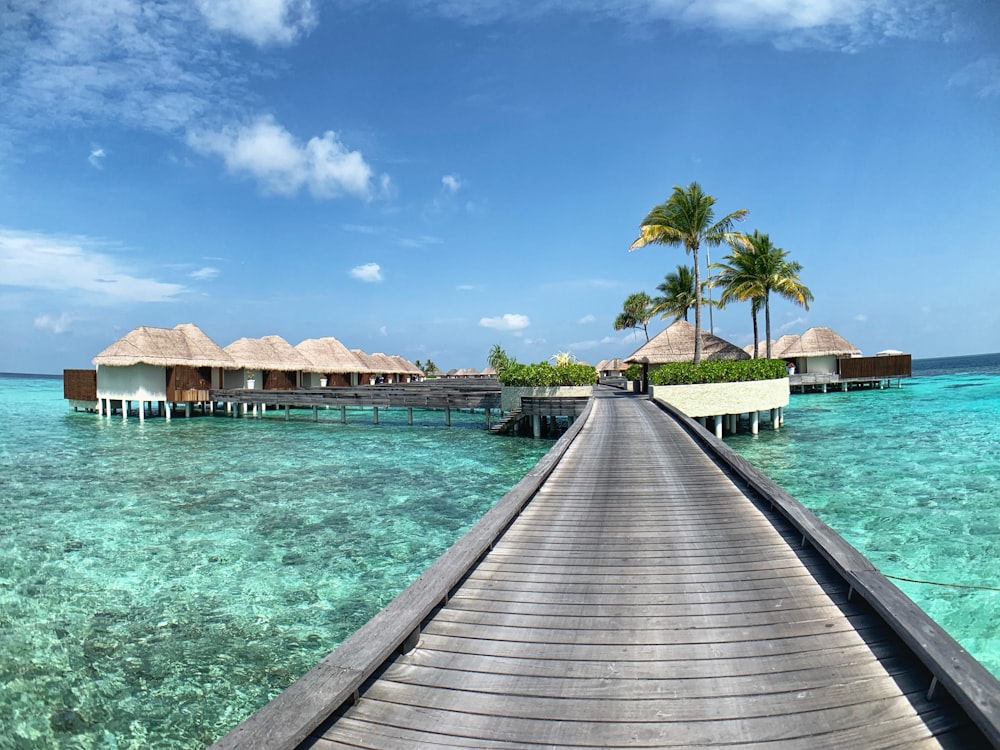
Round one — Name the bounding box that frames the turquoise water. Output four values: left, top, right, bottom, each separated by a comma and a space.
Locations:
3, 361, 998, 748
0, 377, 552, 749
727, 353, 1000, 679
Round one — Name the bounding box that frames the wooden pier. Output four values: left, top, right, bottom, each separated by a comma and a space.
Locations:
212, 388, 1000, 749
209, 381, 503, 426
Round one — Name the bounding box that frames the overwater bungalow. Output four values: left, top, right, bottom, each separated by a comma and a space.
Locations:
90, 323, 235, 419
777, 326, 860, 375
625, 319, 750, 368
223, 335, 312, 390
777, 327, 911, 391
388, 355, 423, 382
295, 337, 370, 387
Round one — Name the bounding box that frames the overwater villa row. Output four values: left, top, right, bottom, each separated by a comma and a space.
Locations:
62, 323, 437, 419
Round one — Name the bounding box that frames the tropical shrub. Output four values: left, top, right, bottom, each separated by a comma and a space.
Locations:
490, 345, 596, 386
498, 361, 597, 387
648, 359, 787, 385
624, 364, 642, 381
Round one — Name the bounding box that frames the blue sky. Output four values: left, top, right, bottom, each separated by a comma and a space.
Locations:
2, 0, 998, 374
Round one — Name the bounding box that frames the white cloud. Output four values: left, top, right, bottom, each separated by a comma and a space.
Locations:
187, 115, 376, 199
949, 57, 1000, 98
379, 325, 388, 336
190, 266, 220, 280
568, 334, 632, 351
350, 262, 383, 282
779, 316, 807, 332
854, 313, 868, 322
34, 313, 73, 334
425, 0, 953, 50
398, 234, 444, 248
523, 337, 546, 345
0, 228, 186, 303
1, 1, 237, 138
195, 0, 317, 46
579, 314, 596, 324
480, 313, 530, 331
88, 147, 106, 169
442, 174, 462, 193
456, 284, 481, 291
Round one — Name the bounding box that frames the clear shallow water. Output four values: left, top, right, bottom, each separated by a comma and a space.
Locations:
727, 352, 1000, 678
0, 376, 551, 749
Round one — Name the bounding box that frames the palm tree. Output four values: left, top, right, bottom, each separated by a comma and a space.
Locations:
711, 247, 767, 357
712, 230, 814, 358
613, 292, 655, 341
630, 182, 748, 364
652, 264, 713, 323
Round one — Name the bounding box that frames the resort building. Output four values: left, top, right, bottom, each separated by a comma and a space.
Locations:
90, 323, 235, 419
776, 326, 861, 375
222, 335, 312, 390
295, 337, 371, 387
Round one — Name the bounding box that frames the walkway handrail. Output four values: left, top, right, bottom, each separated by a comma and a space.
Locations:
210, 398, 594, 750
650, 398, 1000, 747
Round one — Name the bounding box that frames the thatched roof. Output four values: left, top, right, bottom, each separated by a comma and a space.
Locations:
597, 358, 627, 373
296, 337, 371, 373
779, 327, 861, 358
742, 340, 777, 358
388, 355, 423, 376
624, 320, 749, 364
93, 323, 235, 368
480, 366, 497, 376
224, 335, 312, 371
352, 349, 404, 374
366, 352, 403, 374
772, 334, 800, 357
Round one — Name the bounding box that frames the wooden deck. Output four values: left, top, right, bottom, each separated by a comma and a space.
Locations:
212, 388, 1000, 749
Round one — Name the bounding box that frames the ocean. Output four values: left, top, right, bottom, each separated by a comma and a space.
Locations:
1, 355, 997, 748
0, 379, 552, 749
727, 352, 1000, 680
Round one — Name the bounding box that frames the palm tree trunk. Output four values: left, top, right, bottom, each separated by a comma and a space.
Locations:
764, 294, 772, 359
692, 244, 702, 364
751, 309, 759, 359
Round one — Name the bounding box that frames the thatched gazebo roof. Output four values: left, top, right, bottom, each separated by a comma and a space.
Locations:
224, 335, 312, 371
624, 320, 749, 364
296, 337, 371, 373
779, 327, 861, 358
93, 323, 234, 368
597, 358, 627, 373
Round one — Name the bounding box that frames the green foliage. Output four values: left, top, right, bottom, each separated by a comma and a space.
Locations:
624, 364, 642, 381
647, 359, 788, 385
498, 361, 597, 387
490, 345, 596, 386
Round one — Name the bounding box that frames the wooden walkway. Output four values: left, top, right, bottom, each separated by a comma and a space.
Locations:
213, 389, 999, 749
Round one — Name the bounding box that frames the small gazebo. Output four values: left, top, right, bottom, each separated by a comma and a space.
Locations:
625, 320, 749, 366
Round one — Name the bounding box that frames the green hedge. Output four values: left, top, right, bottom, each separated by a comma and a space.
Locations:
624, 364, 642, 381
647, 359, 788, 385
497, 361, 597, 387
